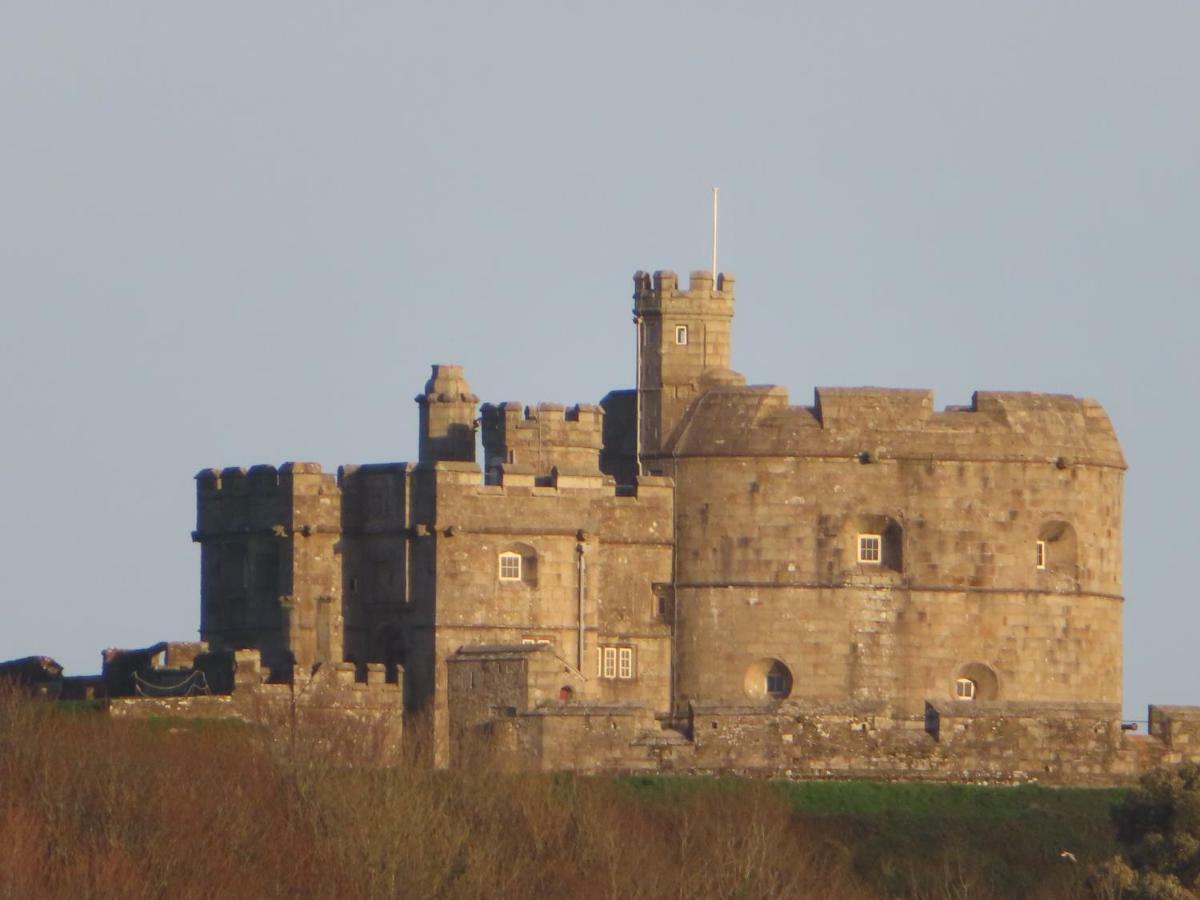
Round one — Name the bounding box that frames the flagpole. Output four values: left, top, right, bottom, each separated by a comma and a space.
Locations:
711, 187, 719, 280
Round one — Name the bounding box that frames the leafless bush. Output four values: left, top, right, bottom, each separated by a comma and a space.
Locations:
2, 685, 1038, 899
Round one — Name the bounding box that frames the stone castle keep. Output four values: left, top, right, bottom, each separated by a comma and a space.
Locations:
11, 268, 1200, 782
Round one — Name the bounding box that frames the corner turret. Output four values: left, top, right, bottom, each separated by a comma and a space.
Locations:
416, 364, 479, 465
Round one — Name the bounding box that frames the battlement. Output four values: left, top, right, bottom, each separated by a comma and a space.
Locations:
481, 401, 604, 436
481, 400, 605, 477
632, 270, 736, 318
633, 269, 735, 298
195, 462, 339, 536
195, 461, 327, 494
666, 384, 1125, 467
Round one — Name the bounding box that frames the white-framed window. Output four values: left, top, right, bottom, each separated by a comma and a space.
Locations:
955, 677, 977, 700
618, 647, 633, 679
857, 534, 881, 564
521, 636, 550, 646
1035, 540, 1046, 570
498, 552, 522, 581
597, 645, 635, 680
675, 324, 688, 345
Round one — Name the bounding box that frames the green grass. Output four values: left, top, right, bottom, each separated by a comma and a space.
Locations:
620, 776, 1127, 898
620, 773, 1124, 817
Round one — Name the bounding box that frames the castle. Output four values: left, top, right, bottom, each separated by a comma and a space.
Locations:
14, 268, 1200, 782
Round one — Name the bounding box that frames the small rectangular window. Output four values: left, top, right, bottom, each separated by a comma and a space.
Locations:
675, 325, 688, 345
598, 644, 635, 680
498, 552, 522, 581
857, 534, 881, 564
1035, 540, 1047, 570
603, 647, 617, 679
956, 677, 977, 700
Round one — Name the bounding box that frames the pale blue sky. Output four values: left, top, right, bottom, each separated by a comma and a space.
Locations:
1, 3, 1196, 719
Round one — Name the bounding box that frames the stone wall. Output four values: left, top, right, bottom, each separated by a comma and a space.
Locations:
634, 270, 736, 455
108, 649, 403, 758
194, 462, 342, 674
480, 402, 605, 480
409, 460, 674, 765
448, 692, 1200, 786
663, 387, 1124, 717
338, 462, 411, 673
172, 264, 1165, 783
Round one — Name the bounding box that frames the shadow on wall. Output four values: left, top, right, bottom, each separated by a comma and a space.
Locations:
844, 514, 903, 574
955, 662, 999, 701
1038, 520, 1078, 586
744, 658, 793, 702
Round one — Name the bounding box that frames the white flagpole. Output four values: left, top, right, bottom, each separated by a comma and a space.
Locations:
711, 187, 719, 280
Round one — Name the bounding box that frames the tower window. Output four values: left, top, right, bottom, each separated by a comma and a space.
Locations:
498, 552, 522, 581
675, 325, 688, 345
857, 534, 881, 564
955, 677, 977, 700
1035, 540, 1047, 570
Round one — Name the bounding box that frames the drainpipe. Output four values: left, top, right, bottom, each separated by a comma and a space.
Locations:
576, 541, 587, 672
404, 465, 411, 607
634, 315, 644, 478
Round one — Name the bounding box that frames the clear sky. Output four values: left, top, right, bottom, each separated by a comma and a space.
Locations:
1, 3, 1196, 720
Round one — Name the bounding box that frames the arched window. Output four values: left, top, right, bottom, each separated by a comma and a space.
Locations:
744, 658, 793, 702
1036, 521, 1078, 579
955, 663, 998, 701
765, 662, 791, 698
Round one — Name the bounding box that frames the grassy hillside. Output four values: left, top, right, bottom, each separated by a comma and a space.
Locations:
0, 691, 1126, 899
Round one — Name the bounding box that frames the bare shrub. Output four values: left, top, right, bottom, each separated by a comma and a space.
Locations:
12, 684, 1097, 899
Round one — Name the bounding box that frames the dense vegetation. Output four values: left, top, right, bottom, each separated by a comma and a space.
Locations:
0, 688, 1185, 899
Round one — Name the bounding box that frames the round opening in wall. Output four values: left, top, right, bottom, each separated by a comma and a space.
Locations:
955, 663, 999, 701
744, 658, 793, 702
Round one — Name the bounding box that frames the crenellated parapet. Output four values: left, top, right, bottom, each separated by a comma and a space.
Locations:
194, 462, 340, 538
480, 400, 605, 480
632, 269, 735, 317
666, 385, 1125, 467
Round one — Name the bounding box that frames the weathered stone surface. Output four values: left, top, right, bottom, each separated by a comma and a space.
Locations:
38, 263, 1194, 783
